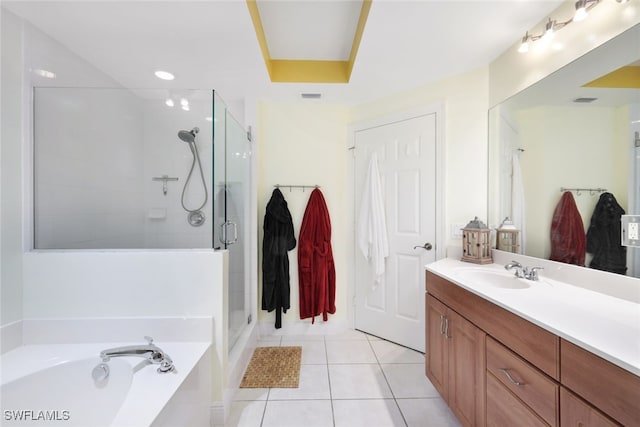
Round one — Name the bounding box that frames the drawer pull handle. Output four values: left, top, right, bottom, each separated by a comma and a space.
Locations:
440, 315, 445, 335
499, 368, 524, 386
444, 317, 450, 339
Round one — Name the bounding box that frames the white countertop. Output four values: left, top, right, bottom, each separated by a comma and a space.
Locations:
426, 257, 640, 377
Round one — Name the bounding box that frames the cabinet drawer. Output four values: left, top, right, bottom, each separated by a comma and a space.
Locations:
561, 339, 640, 427
487, 372, 549, 427
487, 337, 559, 426
560, 387, 620, 427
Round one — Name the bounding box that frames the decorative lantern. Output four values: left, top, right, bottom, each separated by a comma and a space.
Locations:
496, 217, 520, 254
461, 217, 493, 264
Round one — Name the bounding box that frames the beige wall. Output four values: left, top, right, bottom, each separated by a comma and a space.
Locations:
518, 106, 629, 258
256, 67, 490, 326
257, 103, 350, 325
351, 66, 490, 250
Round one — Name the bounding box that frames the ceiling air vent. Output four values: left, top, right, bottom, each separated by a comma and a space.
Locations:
573, 97, 598, 103
301, 93, 322, 100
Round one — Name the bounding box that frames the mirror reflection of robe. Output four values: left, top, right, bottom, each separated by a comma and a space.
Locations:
587, 192, 626, 275
550, 191, 585, 266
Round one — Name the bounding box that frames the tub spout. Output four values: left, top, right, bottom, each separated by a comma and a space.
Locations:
100, 336, 175, 373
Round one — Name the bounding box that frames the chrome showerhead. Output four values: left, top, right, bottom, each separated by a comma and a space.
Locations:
177, 127, 199, 144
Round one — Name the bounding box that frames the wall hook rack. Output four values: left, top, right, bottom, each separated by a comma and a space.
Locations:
274, 184, 320, 192
560, 187, 607, 197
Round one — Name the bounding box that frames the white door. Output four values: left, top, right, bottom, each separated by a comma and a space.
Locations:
354, 113, 438, 352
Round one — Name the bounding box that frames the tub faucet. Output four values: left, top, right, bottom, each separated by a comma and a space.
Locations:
100, 336, 175, 373
505, 261, 544, 281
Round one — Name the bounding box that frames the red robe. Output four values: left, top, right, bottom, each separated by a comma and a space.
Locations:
550, 191, 586, 266
298, 189, 336, 323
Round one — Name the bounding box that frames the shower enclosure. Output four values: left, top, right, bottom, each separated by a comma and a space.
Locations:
33, 88, 251, 351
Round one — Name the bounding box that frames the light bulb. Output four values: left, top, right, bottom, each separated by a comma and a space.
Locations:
518, 34, 530, 53
574, 0, 588, 22
542, 19, 555, 41
180, 98, 189, 107
165, 98, 174, 107
154, 70, 175, 81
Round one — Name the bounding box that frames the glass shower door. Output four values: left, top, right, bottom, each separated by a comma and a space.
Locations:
212, 92, 251, 351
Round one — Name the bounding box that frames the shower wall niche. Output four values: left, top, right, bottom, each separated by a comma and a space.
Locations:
34, 87, 218, 249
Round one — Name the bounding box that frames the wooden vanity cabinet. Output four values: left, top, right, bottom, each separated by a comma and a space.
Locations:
426, 271, 639, 427
561, 339, 639, 427
560, 387, 620, 427
426, 294, 486, 427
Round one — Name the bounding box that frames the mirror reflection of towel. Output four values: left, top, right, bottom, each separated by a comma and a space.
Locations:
550, 192, 585, 266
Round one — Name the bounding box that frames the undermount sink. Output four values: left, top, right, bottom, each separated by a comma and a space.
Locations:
455, 268, 531, 290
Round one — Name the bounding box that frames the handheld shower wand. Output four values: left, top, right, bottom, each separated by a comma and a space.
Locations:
177, 127, 208, 223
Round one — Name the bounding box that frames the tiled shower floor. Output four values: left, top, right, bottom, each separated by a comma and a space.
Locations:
226, 330, 461, 427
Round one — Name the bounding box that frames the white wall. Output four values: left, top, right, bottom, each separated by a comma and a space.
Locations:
22, 251, 222, 318
142, 96, 214, 249
34, 88, 146, 249
257, 103, 350, 327
1, 8, 25, 328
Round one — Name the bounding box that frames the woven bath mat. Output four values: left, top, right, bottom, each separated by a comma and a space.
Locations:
240, 346, 302, 388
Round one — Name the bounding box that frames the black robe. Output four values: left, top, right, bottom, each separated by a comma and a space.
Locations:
262, 189, 296, 328
586, 192, 626, 275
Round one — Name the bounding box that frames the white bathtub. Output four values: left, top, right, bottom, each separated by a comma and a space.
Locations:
0, 342, 211, 427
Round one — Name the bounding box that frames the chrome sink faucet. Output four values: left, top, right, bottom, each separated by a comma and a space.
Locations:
505, 261, 544, 281
100, 336, 175, 373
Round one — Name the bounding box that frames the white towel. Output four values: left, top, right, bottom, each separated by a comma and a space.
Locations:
512, 152, 526, 253
358, 152, 389, 287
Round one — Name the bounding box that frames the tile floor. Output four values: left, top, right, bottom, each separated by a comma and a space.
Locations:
227, 330, 461, 427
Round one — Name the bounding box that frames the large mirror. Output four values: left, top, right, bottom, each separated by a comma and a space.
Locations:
488, 23, 640, 278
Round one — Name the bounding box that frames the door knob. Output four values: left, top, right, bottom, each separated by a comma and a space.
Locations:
413, 243, 433, 251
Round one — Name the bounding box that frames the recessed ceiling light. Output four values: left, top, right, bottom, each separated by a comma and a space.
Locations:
180, 98, 189, 107
154, 70, 175, 81
165, 99, 175, 107
33, 69, 56, 79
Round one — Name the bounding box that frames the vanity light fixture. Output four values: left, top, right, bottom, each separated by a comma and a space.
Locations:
517, 0, 610, 53
154, 70, 175, 81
